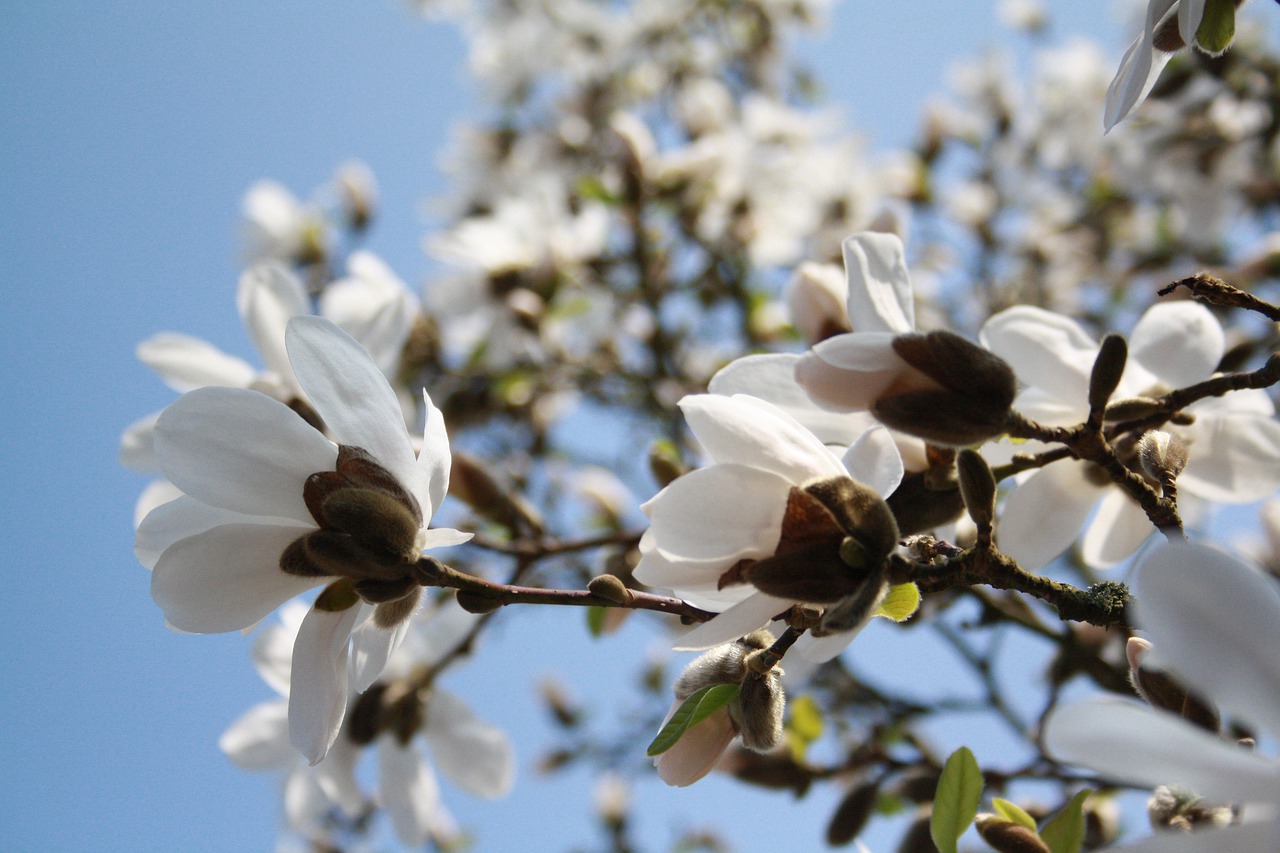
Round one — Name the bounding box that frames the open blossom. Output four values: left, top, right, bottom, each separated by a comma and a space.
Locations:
221, 597, 512, 848
1044, 541, 1280, 851
633, 393, 905, 662
136, 316, 470, 763
981, 301, 1280, 570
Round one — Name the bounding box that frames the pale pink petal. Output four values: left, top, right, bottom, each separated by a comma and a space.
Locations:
151, 522, 321, 632
350, 612, 411, 693
418, 390, 450, 521
1080, 490, 1154, 568
710, 354, 875, 446
1136, 542, 1280, 738
840, 426, 903, 497
655, 705, 736, 787
236, 262, 309, 388
980, 306, 1094, 403
289, 603, 362, 764
424, 690, 515, 798
219, 699, 295, 770
286, 316, 423, 504
1129, 302, 1223, 389
679, 394, 845, 481
136, 333, 257, 393
1180, 414, 1280, 503
641, 464, 790, 562
673, 593, 793, 650
995, 462, 1105, 571
155, 386, 336, 524
842, 232, 914, 334
1045, 697, 1280, 803
379, 740, 439, 847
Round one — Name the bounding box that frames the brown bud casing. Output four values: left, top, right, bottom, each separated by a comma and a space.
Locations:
735, 672, 785, 751
956, 449, 997, 529
1089, 334, 1128, 413
826, 780, 881, 846
975, 816, 1051, 853
587, 574, 633, 605
455, 589, 502, 614
886, 470, 965, 536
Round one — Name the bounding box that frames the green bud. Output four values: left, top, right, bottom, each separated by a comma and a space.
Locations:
314, 578, 360, 612
956, 449, 997, 529
1089, 334, 1128, 413
974, 815, 1051, 853
826, 780, 881, 846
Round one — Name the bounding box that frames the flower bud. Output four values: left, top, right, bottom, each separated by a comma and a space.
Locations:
735, 672, 784, 751
956, 449, 997, 530
450, 451, 544, 534
724, 748, 812, 795
896, 811, 938, 853
886, 470, 965, 536
826, 779, 881, 846
1148, 785, 1236, 831
1089, 334, 1128, 413
455, 588, 502, 614
373, 585, 422, 628
975, 815, 1051, 853
787, 261, 851, 344
1137, 430, 1189, 486
588, 573, 633, 604
874, 331, 1016, 446
1126, 637, 1219, 731
1103, 396, 1164, 422
673, 633, 771, 699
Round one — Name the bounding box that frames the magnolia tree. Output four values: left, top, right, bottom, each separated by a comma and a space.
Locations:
123, 0, 1280, 850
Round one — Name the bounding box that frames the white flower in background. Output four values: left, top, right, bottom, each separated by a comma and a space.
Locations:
1044, 541, 1280, 851
633, 393, 904, 662
981, 301, 1280, 570
319, 251, 420, 378
222, 597, 512, 848
137, 316, 471, 763
241, 179, 327, 265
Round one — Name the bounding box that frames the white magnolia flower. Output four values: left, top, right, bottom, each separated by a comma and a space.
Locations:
1105, 0, 1220, 131
981, 301, 1280, 570
1044, 541, 1280, 851
222, 597, 512, 848
633, 393, 904, 662
137, 316, 471, 763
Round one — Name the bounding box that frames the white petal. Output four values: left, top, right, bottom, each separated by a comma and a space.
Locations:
654, 704, 736, 787
236, 262, 309, 389
322, 251, 418, 376
673, 593, 793, 650
425, 690, 515, 798
251, 602, 308, 697
1108, 821, 1280, 853
131, 478, 182, 535
842, 232, 915, 334
1044, 697, 1280, 803
136, 494, 283, 569
1129, 302, 1223, 389
1178, 0, 1208, 46
350, 611, 411, 693
1136, 542, 1280, 738
312, 734, 366, 818
980, 306, 1094, 403
680, 394, 845, 482
642, 464, 789, 562
282, 766, 330, 836
418, 390, 451, 521
286, 316, 424, 506
995, 462, 1105, 571
794, 336, 907, 412
136, 333, 257, 393
794, 628, 861, 663
289, 603, 362, 764
155, 386, 336, 524
1080, 490, 1154, 568
710, 354, 875, 446
840, 426, 903, 497
632, 542, 756, 608
418, 527, 474, 549
120, 412, 160, 472
151, 522, 321, 633
1180, 414, 1280, 503
219, 699, 295, 770
379, 741, 439, 847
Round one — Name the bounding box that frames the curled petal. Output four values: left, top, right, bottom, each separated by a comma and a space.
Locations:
289, 603, 363, 764
418, 390, 451, 521
840, 426, 904, 498
237, 263, 310, 389
841, 232, 914, 334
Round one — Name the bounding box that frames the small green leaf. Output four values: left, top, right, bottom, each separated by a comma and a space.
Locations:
1040, 790, 1092, 853
876, 582, 921, 622
1195, 0, 1236, 55
785, 694, 823, 760
576, 175, 618, 204
931, 747, 983, 853
586, 605, 606, 637
992, 798, 1037, 831
646, 683, 741, 757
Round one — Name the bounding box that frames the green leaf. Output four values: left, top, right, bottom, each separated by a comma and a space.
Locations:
646, 683, 741, 757
992, 798, 1037, 831
785, 694, 823, 760
576, 175, 619, 205
930, 747, 983, 853
586, 605, 606, 637
876, 582, 921, 622
1040, 790, 1092, 853
1194, 0, 1236, 55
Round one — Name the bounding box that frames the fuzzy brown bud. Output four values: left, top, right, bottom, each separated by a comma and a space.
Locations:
886, 470, 965, 536
956, 449, 997, 530
1089, 334, 1128, 413
896, 811, 940, 853
975, 816, 1051, 853
1103, 396, 1164, 422
455, 588, 502, 614
1137, 430, 1189, 486
826, 780, 881, 846
735, 672, 785, 751
587, 574, 633, 605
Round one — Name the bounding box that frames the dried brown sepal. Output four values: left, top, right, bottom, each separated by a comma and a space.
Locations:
336, 445, 423, 525
314, 578, 360, 612
804, 476, 900, 564
279, 535, 329, 577
826, 780, 881, 846
975, 816, 1051, 853
886, 470, 965, 536
322, 487, 420, 560
303, 470, 356, 527
373, 586, 422, 629
740, 541, 862, 603
736, 672, 785, 751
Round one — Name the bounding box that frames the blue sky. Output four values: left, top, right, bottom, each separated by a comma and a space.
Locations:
2, 2, 1122, 850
